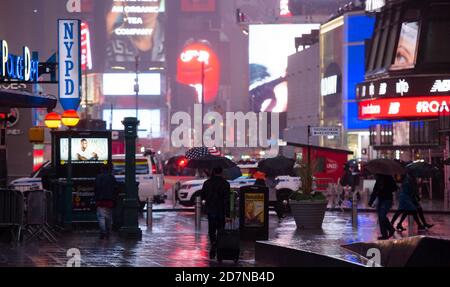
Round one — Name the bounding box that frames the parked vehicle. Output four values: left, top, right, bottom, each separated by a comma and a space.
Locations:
177, 175, 300, 207
8, 161, 51, 192
112, 153, 165, 209
9, 152, 166, 210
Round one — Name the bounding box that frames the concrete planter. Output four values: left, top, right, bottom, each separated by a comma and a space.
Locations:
290, 200, 327, 229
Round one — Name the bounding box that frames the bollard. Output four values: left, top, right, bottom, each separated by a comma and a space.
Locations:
408, 215, 414, 237
146, 198, 153, 229
195, 196, 202, 230
172, 183, 178, 208
352, 190, 358, 228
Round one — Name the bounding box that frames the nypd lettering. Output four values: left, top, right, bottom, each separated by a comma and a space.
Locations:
58, 19, 81, 111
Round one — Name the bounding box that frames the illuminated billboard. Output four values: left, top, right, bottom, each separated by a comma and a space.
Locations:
249, 24, 320, 112
104, 0, 165, 67
102, 109, 161, 138
102, 73, 161, 96
359, 96, 450, 120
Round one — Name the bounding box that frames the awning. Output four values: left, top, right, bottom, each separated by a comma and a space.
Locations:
0, 89, 57, 110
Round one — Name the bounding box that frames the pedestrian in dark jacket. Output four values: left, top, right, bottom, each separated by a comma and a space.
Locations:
41, 164, 57, 191
94, 164, 117, 240
369, 174, 398, 240
201, 167, 231, 259
391, 175, 429, 231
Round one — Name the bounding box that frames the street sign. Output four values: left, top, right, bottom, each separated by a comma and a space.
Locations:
310, 127, 340, 136
58, 19, 81, 111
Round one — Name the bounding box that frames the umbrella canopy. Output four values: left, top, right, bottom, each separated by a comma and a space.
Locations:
185, 147, 210, 160
257, 155, 295, 177
223, 166, 242, 180
186, 154, 236, 169
406, 161, 438, 178
365, 159, 406, 176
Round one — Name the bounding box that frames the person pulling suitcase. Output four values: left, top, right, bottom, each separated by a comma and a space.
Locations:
201, 168, 231, 259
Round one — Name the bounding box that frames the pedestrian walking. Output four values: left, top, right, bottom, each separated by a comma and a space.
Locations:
391, 175, 431, 231
339, 164, 354, 205
201, 168, 231, 259
94, 164, 118, 240
265, 175, 284, 222
415, 177, 434, 229
369, 174, 398, 240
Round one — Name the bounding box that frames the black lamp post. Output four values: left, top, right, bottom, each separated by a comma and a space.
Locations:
119, 117, 142, 240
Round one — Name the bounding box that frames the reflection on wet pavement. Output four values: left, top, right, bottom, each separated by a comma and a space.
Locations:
1, 210, 449, 267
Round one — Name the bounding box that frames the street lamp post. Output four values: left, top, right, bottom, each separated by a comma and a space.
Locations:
61, 110, 80, 231
119, 117, 142, 240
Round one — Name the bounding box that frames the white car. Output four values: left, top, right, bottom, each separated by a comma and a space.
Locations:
9, 154, 166, 209
177, 175, 300, 207
112, 154, 165, 208
8, 161, 51, 192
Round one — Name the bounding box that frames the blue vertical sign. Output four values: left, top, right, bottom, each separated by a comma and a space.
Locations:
58, 19, 81, 111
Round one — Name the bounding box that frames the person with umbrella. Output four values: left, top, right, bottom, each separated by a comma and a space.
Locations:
368, 174, 398, 240
187, 155, 235, 259
390, 172, 426, 232
257, 156, 295, 222
201, 167, 231, 259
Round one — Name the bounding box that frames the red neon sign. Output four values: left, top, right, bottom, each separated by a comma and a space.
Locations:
176, 42, 220, 104
81, 22, 92, 71
359, 96, 450, 120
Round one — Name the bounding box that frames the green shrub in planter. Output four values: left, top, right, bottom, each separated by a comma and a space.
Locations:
290, 191, 326, 201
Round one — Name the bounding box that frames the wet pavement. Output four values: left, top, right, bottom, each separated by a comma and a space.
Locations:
1, 207, 450, 267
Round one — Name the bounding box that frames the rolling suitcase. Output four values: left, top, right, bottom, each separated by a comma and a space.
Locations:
216, 225, 240, 263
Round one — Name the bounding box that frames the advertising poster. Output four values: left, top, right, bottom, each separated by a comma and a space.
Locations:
392, 22, 419, 69
105, 0, 166, 67
60, 138, 109, 162
244, 193, 265, 227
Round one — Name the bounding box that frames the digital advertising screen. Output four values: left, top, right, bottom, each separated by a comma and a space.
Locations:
392, 22, 419, 69
249, 24, 320, 112
60, 138, 109, 163
104, 0, 166, 68
54, 131, 112, 178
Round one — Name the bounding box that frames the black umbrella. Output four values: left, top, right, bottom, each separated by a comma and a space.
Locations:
257, 155, 295, 177
406, 161, 438, 178
186, 154, 236, 169
365, 159, 406, 176
223, 166, 242, 180
185, 147, 210, 160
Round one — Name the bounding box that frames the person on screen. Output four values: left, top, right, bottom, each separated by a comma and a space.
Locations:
105, 0, 165, 66
76, 139, 99, 161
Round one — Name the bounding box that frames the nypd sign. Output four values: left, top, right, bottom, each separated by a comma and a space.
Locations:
58, 19, 81, 111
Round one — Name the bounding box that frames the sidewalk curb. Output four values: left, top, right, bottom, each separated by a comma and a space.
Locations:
327, 208, 450, 215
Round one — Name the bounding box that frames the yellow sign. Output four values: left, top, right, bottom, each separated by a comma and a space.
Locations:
28, 127, 45, 143
244, 193, 264, 227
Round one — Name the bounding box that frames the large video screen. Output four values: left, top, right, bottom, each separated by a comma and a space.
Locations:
60, 138, 109, 163
103, 73, 161, 96
249, 24, 319, 112
104, 0, 166, 67
103, 109, 161, 138
392, 22, 419, 69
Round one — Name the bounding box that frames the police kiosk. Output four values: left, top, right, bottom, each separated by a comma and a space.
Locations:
53, 130, 112, 226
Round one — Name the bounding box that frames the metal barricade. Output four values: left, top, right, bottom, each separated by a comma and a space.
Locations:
25, 190, 57, 243
0, 189, 24, 243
